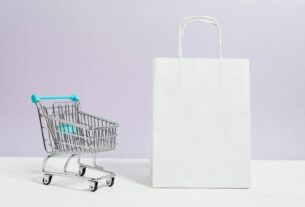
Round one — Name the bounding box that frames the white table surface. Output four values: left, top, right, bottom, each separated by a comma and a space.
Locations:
0, 158, 304, 207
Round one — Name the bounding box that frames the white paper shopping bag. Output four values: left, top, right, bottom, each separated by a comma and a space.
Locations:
152, 16, 251, 188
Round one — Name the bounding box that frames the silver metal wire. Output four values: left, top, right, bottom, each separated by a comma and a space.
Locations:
35, 101, 118, 154
34, 100, 119, 191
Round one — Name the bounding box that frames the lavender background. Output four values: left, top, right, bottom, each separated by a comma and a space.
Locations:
0, 0, 304, 159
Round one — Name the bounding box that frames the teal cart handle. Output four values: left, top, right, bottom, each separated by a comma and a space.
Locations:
31, 94, 79, 103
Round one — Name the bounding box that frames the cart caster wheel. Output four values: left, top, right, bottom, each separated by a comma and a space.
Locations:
78, 166, 86, 176
42, 174, 52, 185
106, 177, 115, 187
89, 181, 98, 192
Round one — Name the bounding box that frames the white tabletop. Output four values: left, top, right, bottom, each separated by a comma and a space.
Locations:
0, 158, 304, 207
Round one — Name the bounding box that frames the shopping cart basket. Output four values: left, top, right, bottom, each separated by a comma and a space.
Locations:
31, 94, 119, 192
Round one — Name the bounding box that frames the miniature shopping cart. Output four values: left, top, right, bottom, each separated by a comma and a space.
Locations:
31, 94, 119, 192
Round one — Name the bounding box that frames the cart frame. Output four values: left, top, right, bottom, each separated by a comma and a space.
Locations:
31, 94, 119, 191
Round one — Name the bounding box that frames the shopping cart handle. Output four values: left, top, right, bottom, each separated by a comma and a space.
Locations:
31, 94, 79, 103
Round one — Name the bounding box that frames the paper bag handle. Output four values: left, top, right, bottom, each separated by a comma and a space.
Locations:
178, 16, 223, 59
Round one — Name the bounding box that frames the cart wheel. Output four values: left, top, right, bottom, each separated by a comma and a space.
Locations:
42, 174, 52, 185
78, 166, 86, 176
106, 177, 115, 187
89, 181, 98, 192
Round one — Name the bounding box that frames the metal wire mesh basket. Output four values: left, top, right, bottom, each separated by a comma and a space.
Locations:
32, 94, 119, 191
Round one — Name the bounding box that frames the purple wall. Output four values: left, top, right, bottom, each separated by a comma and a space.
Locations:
0, 0, 304, 159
